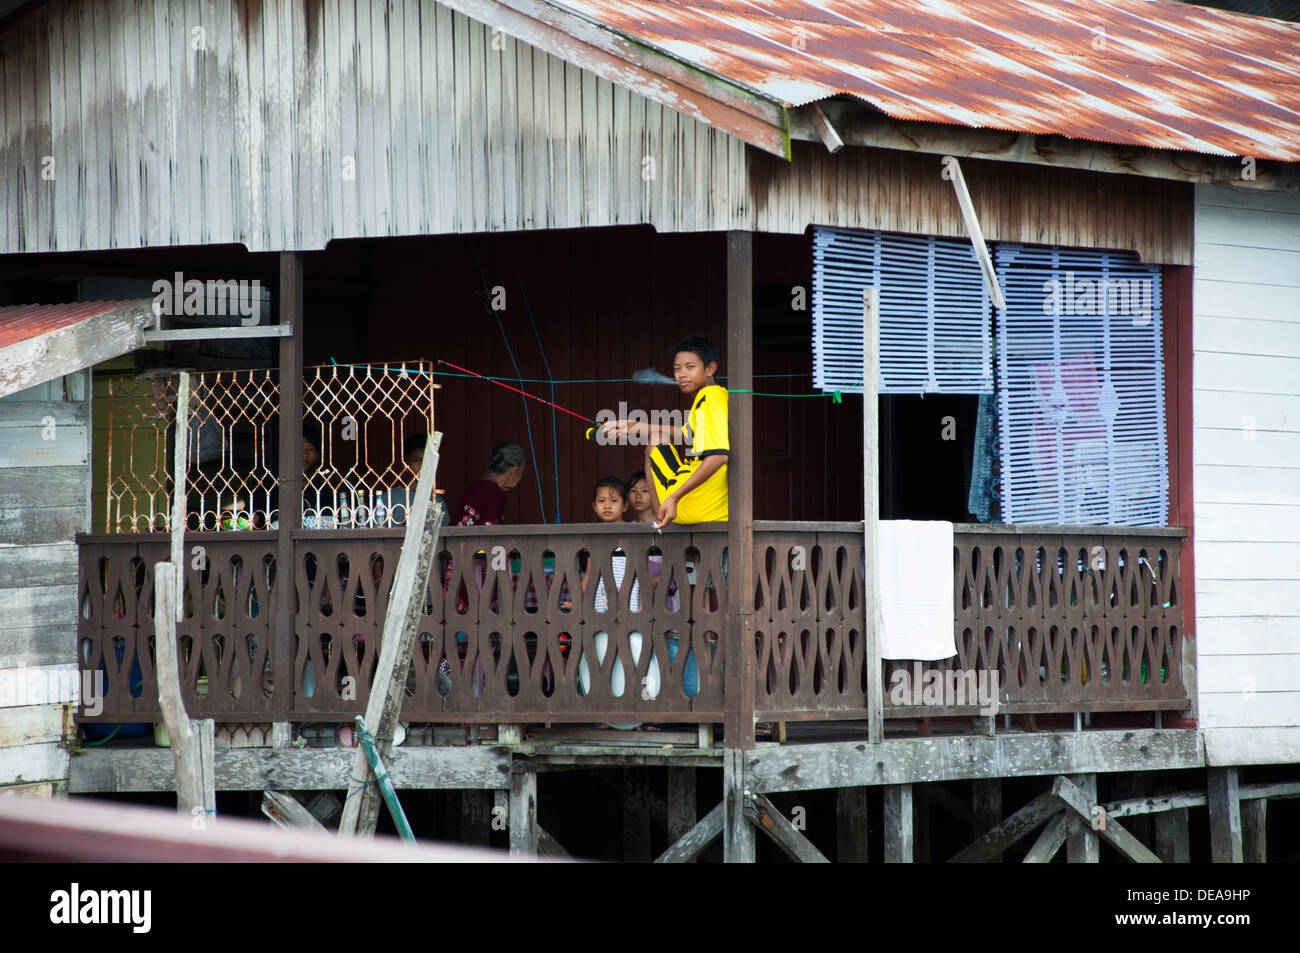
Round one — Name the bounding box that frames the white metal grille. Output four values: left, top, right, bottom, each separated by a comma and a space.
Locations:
994, 244, 1168, 526
812, 227, 992, 394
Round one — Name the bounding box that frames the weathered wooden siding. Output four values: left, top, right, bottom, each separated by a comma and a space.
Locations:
0, 376, 89, 792
0, 0, 748, 253
0, 0, 1190, 263
1193, 184, 1300, 764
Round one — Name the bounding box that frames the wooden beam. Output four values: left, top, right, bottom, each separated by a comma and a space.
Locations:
863, 287, 884, 743
1022, 813, 1068, 864
724, 230, 756, 749
1066, 773, 1099, 864
144, 324, 294, 342
939, 157, 1006, 309
1052, 776, 1161, 864
656, 803, 724, 864
746, 729, 1204, 793
1241, 799, 1266, 864
275, 253, 303, 728
509, 771, 539, 857
1208, 767, 1243, 863
883, 783, 913, 863
789, 105, 1300, 194
949, 790, 1064, 862
808, 103, 843, 153
0, 300, 153, 399
337, 434, 444, 837
723, 748, 755, 862
1154, 808, 1190, 864
744, 793, 830, 863
836, 786, 870, 863
151, 563, 207, 819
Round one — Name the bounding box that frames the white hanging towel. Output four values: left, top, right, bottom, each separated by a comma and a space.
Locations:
878, 520, 957, 660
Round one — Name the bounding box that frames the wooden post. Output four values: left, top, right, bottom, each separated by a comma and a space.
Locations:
1208, 767, 1243, 863
1154, 808, 1190, 863
863, 288, 884, 743
972, 778, 1002, 862
461, 791, 491, 846
667, 767, 697, 848
170, 371, 190, 620
1066, 773, 1100, 863
913, 784, 931, 862
883, 783, 913, 862
724, 230, 756, 750
152, 563, 206, 818
723, 748, 755, 862
509, 771, 538, 857
276, 253, 304, 724
1241, 798, 1266, 863
337, 435, 444, 837
623, 767, 652, 863
836, 786, 870, 863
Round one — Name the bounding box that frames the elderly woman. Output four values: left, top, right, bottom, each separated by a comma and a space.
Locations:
452, 442, 525, 526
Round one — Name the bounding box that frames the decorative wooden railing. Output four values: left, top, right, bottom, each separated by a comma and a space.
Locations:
75, 523, 1187, 726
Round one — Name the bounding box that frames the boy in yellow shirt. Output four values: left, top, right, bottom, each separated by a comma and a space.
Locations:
600, 335, 728, 526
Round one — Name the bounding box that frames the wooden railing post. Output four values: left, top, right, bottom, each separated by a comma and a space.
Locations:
724, 230, 755, 750
276, 253, 304, 723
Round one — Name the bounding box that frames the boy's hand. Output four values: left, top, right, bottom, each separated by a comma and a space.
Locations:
655, 495, 678, 528
598, 419, 631, 443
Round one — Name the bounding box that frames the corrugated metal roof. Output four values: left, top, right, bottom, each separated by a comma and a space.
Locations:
0, 300, 151, 350
546, 0, 1300, 160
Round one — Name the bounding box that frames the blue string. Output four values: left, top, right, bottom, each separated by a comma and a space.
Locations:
467, 239, 548, 523
509, 249, 563, 523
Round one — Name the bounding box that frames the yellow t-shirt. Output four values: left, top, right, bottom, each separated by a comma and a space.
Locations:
648, 384, 729, 523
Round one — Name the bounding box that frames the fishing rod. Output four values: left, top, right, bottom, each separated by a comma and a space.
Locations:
437, 359, 603, 440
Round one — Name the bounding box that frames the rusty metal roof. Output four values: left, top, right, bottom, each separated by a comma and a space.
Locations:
547, 0, 1300, 160
0, 300, 150, 350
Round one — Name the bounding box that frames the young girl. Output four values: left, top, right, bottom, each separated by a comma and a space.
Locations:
625, 470, 657, 524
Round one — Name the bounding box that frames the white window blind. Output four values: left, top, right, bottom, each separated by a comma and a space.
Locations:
994, 244, 1168, 526
812, 227, 992, 394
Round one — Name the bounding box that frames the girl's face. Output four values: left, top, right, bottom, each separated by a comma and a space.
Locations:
628, 478, 654, 516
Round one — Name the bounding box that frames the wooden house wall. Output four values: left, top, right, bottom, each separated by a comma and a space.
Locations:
1192, 184, 1300, 765
0, 0, 1190, 264
0, 375, 89, 793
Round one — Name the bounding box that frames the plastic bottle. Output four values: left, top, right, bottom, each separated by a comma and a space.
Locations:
338, 493, 351, 529
374, 491, 387, 527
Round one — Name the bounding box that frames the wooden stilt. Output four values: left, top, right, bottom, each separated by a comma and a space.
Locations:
723, 749, 755, 862
461, 790, 490, 846
913, 784, 930, 863
836, 786, 870, 863
1242, 798, 1266, 863
623, 767, 652, 863
509, 771, 538, 857
1208, 767, 1243, 863
667, 767, 697, 848
1053, 776, 1160, 863
883, 783, 913, 863
1066, 773, 1099, 863
1154, 807, 1190, 863
972, 778, 1002, 862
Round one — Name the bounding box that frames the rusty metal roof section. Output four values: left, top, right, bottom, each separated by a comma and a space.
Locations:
0, 299, 154, 397
544, 0, 1300, 160
0, 300, 148, 349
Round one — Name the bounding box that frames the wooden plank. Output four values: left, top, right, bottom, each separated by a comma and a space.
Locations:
744, 792, 830, 863
0, 781, 60, 797
863, 287, 883, 742
836, 786, 870, 863
338, 432, 444, 837
655, 802, 723, 864
1154, 808, 1190, 863
0, 704, 67, 747
0, 541, 76, 587
1200, 693, 1300, 729
1199, 653, 1300, 694
882, 783, 912, 863
508, 770, 538, 857
949, 790, 1064, 863
0, 585, 77, 631
746, 729, 1205, 794
0, 428, 88, 468
68, 743, 512, 793
1241, 798, 1266, 863
722, 747, 754, 862
0, 401, 87, 428
1066, 773, 1099, 863
262, 790, 327, 832
153, 561, 204, 816
0, 663, 79, 708
0, 626, 76, 668
1052, 776, 1161, 864
1022, 812, 1067, 864
0, 742, 67, 786
1207, 766, 1243, 863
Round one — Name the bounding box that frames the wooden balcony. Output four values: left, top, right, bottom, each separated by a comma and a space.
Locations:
75, 523, 1188, 728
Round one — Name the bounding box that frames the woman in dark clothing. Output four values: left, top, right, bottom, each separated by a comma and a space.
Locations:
453, 442, 525, 525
